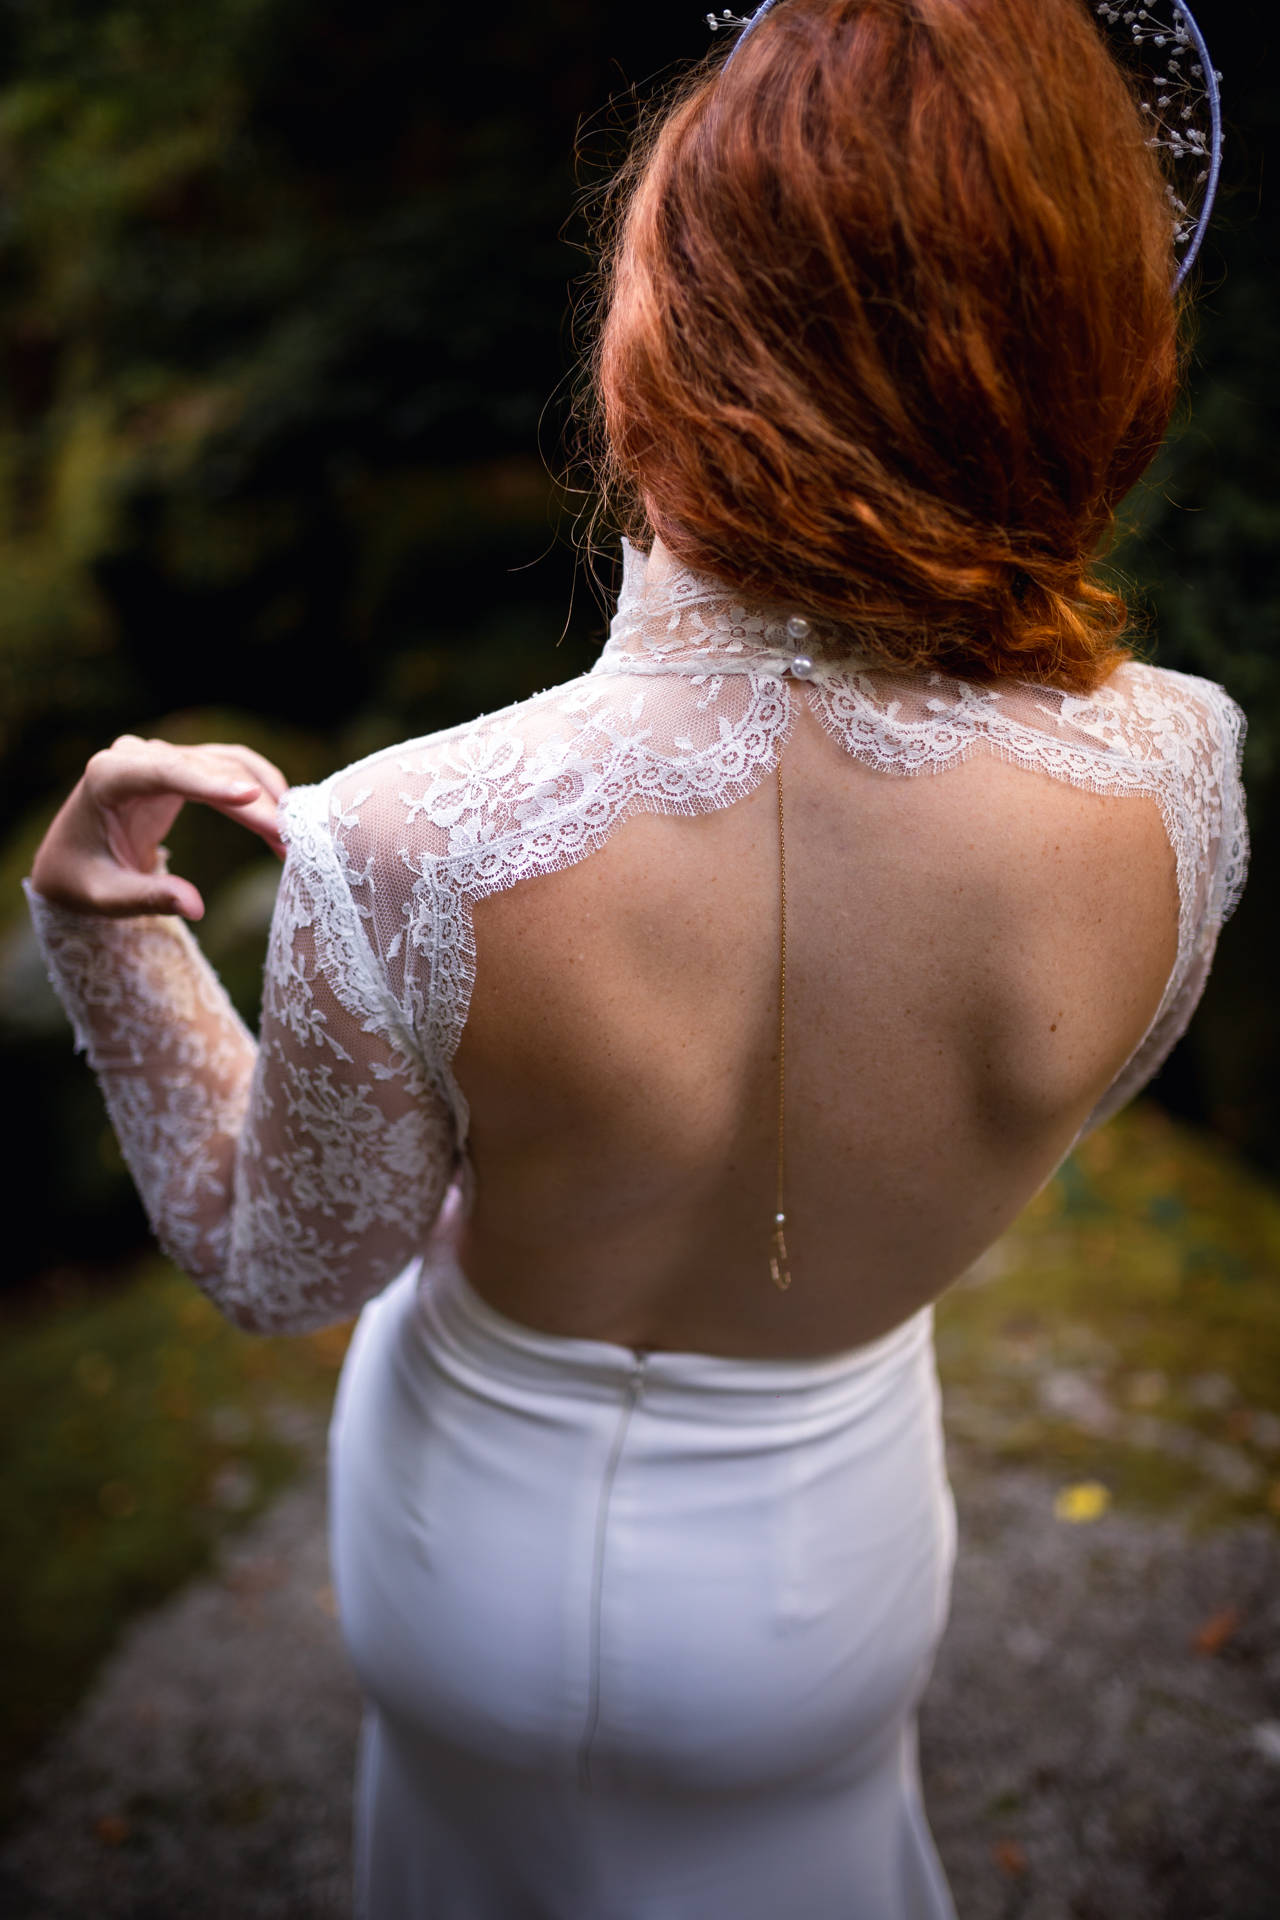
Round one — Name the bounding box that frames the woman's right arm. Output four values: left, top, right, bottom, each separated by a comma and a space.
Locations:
27, 736, 452, 1330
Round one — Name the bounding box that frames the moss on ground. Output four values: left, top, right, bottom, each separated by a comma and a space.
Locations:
936, 1102, 1280, 1527
0, 1262, 351, 1824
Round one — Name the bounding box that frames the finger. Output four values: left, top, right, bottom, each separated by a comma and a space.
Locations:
94, 742, 289, 869
151, 740, 290, 804
95, 738, 260, 803
203, 787, 288, 854
104, 736, 289, 805
116, 871, 207, 921
184, 742, 291, 801
32, 852, 206, 921
88, 741, 262, 813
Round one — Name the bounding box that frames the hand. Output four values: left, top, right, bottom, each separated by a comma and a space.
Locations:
29, 736, 290, 920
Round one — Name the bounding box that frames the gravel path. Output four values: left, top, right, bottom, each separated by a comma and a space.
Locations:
0, 1460, 358, 1920
2, 1442, 1278, 1919
921, 1452, 1280, 1919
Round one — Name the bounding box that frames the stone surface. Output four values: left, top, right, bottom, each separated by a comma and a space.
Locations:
2, 1444, 1279, 1918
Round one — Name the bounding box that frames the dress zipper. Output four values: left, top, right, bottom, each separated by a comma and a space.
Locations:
577, 1352, 647, 1796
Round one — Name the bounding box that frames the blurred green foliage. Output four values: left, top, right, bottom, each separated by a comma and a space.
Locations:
0, 0, 615, 805
0, 0, 1273, 1284
0, 0, 705, 1280
1106, 13, 1280, 1163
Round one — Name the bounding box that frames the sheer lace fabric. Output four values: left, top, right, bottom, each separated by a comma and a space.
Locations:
28, 541, 1247, 1332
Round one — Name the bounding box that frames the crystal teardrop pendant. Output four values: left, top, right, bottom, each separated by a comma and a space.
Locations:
770, 1211, 792, 1292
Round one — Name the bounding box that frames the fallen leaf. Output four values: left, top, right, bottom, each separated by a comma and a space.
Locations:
94, 1814, 129, 1847
993, 1838, 1028, 1877
1053, 1481, 1111, 1523
1193, 1605, 1240, 1656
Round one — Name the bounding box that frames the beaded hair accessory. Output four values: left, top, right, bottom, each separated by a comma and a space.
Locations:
707, 1, 1223, 291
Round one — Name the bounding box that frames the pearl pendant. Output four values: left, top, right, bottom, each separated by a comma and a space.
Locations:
785, 614, 814, 678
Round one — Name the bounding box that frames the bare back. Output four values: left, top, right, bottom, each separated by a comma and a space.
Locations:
27, 544, 1243, 1348
455, 699, 1177, 1355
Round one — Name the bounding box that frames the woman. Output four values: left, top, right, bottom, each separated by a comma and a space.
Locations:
26, 2, 1245, 1915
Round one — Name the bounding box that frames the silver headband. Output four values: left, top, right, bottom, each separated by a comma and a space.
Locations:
706, 1, 1222, 290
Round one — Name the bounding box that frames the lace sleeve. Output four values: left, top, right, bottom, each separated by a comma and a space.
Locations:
23, 882, 258, 1281
1076, 672, 1248, 1136
226, 789, 455, 1332
24, 788, 456, 1332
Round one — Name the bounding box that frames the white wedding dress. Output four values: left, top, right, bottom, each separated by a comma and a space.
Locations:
28, 543, 1247, 1919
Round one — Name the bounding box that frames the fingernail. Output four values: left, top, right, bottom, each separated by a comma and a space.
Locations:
229, 782, 256, 796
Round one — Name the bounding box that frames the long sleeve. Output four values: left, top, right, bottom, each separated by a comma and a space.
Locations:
24, 802, 456, 1331
24, 886, 259, 1277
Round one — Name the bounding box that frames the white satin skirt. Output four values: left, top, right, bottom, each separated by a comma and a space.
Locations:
329, 1247, 958, 1920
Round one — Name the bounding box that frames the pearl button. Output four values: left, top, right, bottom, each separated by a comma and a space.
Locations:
785, 615, 812, 641
789, 654, 815, 679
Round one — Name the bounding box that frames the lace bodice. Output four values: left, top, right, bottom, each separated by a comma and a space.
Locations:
27, 542, 1247, 1331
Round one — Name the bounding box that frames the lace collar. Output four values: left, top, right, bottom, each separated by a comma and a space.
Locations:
592, 539, 853, 681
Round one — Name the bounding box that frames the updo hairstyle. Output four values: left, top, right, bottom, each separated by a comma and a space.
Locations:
592, 0, 1183, 689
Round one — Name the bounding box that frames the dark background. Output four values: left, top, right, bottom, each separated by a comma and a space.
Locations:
0, 0, 1273, 1287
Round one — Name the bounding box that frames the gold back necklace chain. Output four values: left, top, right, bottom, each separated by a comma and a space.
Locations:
769, 756, 792, 1293
770, 619, 817, 1294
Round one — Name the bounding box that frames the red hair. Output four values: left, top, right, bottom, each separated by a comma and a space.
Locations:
592, 0, 1182, 689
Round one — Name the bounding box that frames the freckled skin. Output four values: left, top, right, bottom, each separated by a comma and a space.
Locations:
454, 700, 1178, 1359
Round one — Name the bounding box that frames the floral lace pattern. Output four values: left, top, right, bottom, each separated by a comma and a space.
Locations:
26, 541, 1247, 1331
21, 894, 258, 1279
